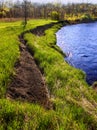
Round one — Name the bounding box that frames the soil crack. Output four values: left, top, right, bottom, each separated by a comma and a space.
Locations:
6, 23, 56, 109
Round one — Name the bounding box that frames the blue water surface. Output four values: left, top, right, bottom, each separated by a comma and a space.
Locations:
56, 22, 97, 85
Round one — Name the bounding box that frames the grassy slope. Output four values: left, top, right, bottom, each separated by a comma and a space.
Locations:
0, 19, 59, 130
0, 19, 97, 130
25, 24, 97, 129
0, 19, 54, 97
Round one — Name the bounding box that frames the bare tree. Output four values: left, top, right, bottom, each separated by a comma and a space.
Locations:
23, 0, 27, 27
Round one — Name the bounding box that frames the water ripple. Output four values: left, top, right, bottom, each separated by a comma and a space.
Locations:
56, 22, 97, 85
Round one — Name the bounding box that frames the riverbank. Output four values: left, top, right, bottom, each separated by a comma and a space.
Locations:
1, 19, 97, 130
24, 21, 97, 129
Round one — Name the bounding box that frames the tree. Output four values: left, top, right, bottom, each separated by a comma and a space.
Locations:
51, 11, 59, 20
23, 0, 27, 27
0, 0, 10, 18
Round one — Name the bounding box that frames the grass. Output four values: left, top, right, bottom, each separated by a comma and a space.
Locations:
0, 99, 61, 130
24, 23, 97, 129
0, 19, 55, 97
0, 19, 97, 129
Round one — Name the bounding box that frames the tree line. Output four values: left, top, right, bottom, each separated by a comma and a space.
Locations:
0, 0, 97, 20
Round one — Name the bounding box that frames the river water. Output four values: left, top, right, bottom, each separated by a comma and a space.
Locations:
56, 22, 97, 85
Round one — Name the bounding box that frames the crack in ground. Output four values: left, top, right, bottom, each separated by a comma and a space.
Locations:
6, 23, 56, 109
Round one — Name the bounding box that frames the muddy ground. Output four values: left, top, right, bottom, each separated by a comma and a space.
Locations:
6, 23, 55, 109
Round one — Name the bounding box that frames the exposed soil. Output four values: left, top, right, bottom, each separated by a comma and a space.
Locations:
6, 23, 55, 109
30, 23, 54, 36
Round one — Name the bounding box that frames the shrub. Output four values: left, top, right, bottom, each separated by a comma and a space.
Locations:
81, 13, 93, 21
51, 11, 59, 20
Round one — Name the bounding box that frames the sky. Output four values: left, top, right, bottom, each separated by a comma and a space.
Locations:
27, 0, 97, 4
11, 0, 97, 4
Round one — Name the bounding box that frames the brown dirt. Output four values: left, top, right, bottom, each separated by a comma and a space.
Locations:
6, 23, 55, 109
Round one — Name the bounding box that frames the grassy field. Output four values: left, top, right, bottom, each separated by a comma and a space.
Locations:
0, 19, 97, 130
0, 19, 55, 97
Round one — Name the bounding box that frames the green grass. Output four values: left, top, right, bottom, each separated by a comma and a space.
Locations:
24, 23, 97, 129
0, 99, 61, 130
0, 19, 97, 129
0, 19, 55, 97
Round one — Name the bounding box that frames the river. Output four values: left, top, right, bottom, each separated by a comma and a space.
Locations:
56, 22, 97, 85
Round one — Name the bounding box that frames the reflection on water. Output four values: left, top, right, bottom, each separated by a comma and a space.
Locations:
56, 22, 97, 85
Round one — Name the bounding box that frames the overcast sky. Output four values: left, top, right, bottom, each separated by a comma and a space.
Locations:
27, 0, 97, 4
12, 0, 97, 4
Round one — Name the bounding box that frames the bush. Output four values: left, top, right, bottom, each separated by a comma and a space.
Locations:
51, 11, 59, 20
81, 13, 93, 21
